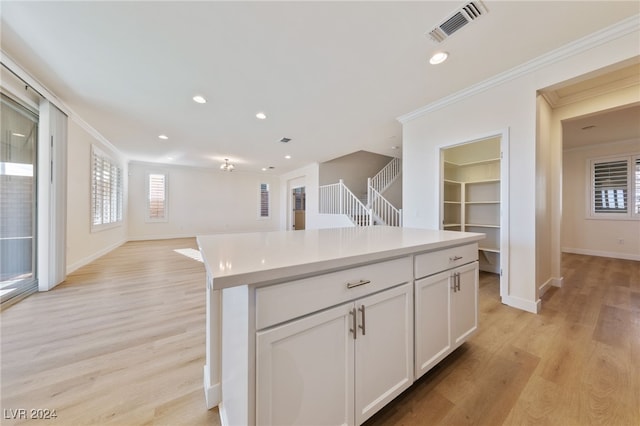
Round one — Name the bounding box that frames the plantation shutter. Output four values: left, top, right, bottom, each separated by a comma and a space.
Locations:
260, 183, 270, 217
92, 148, 123, 227
148, 173, 166, 219
635, 157, 640, 215
593, 159, 627, 213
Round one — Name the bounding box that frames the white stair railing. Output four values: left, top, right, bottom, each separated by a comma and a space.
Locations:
319, 179, 371, 226
369, 187, 402, 227
371, 157, 401, 194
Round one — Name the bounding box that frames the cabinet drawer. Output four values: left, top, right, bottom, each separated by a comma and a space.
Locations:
414, 243, 477, 279
256, 256, 412, 330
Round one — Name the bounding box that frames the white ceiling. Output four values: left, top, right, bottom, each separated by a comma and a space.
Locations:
1, 1, 638, 173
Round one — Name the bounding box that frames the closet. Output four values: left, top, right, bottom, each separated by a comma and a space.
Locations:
442, 137, 502, 274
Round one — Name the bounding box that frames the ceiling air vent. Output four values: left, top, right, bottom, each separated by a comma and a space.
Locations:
279, 137, 291, 143
427, 1, 488, 43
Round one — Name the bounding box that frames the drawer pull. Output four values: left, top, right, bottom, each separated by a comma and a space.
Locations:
449, 256, 463, 262
347, 279, 371, 289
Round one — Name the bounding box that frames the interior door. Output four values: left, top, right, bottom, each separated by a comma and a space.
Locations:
292, 186, 306, 230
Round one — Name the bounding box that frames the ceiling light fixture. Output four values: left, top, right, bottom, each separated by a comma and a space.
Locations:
256, 112, 267, 120
193, 95, 207, 104
158, 134, 169, 140
11, 132, 26, 138
220, 158, 235, 172
429, 51, 449, 65
284, 155, 291, 159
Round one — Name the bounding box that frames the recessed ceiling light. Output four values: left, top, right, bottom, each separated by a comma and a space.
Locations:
429, 51, 449, 65
193, 95, 207, 104
256, 112, 267, 120
158, 134, 169, 140
261, 167, 267, 171
11, 132, 25, 137
284, 155, 291, 159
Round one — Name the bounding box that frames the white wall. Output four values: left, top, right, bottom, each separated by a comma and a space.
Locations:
563, 139, 640, 260
128, 162, 281, 240
67, 119, 128, 273
553, 84, 640, 264
319, 151, 393, 198
280, 163, 328, 230
401, 23, 639, 313
536, 95, 554, 296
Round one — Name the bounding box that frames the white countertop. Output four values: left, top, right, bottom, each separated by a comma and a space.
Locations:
197, 226, 484, 290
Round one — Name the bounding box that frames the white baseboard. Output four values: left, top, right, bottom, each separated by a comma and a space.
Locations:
66, 239, 126, 274
552, 276, 563, 288
203, 365, 221, 410
218, 402, 230, 426
538, 277, 553, 297
562, 247, 640, 261
128, 233, 197, 241
538, 276, 564, 298
502, 294, 541, 314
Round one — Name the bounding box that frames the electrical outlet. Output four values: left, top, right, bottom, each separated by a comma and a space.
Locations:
617, 238, 625, 245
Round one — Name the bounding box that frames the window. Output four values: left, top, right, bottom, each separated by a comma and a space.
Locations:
589, 154, 639, 219
259, 183, 270, 218
146, 173, 168, 222
91, 146, 123, 230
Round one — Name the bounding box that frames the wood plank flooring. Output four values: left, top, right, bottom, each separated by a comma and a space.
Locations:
1, 241, 638, 425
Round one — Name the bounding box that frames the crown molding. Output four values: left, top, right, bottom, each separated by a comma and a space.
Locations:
1, 49, 124, 159
398, 14, 640, 124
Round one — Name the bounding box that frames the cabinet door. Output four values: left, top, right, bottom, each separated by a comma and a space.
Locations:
256, 303, 355, 426
451, 261, 479, 347
354, 283, 413, 425
414, 270, 451, 379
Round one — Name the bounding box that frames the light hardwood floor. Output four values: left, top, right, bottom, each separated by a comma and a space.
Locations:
1, 240, 638, 425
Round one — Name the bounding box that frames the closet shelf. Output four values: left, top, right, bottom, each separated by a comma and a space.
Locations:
465, 201, 500, 205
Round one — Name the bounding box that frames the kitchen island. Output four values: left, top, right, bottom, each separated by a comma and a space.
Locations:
197, 226, 484, 426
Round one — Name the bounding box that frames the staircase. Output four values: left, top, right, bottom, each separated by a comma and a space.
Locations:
319, 157, 402, 227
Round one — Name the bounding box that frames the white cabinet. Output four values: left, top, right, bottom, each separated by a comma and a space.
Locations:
256, 282, 413, 426
415, 270, 451, 377
199, 228, 484, 426
256, 303, 354, 426
414, 246, 478, 380
451, 262, 479, 346
355, 283, 413, 425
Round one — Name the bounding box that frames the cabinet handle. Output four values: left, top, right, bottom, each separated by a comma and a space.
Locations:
350, 308, 357, 340
346, 279, 371, 289
358, 305, 366, 336
451, 272, 460, 292
449, 256, 463, 262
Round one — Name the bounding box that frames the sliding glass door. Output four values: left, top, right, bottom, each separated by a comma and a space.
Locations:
0, 93, 38, 307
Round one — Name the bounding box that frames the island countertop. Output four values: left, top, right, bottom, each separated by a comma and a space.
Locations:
197, 226, 484, 290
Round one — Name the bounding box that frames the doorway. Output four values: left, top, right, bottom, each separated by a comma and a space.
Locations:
292, 186, 306, 230
440, 131, 509, 299
1, 93, 39, 308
